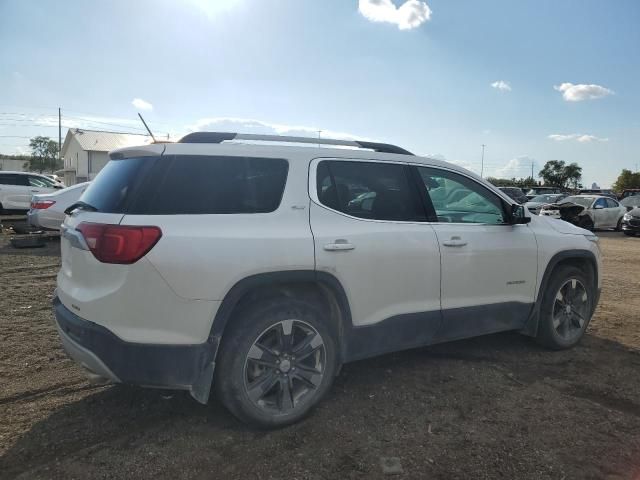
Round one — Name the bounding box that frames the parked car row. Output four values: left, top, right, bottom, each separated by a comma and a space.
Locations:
539, 195, 628, 232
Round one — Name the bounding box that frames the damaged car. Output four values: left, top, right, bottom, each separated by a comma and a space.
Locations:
539, 195, 626, 231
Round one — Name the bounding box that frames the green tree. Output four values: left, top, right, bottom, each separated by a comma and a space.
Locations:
612, 169, 640, 192
538, 160, 582, 189
25, 136, 60, 173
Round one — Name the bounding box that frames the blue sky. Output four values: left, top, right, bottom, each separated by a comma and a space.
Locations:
1, 0, 638, 187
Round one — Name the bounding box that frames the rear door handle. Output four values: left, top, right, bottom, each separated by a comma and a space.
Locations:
442, 236, 467, 247
324, 240, 355, 251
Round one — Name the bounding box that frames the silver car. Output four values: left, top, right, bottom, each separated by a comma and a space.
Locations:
27, 182, 89, 231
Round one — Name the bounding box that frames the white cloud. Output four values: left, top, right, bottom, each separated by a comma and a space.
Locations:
358, 0, 432, 30
548, 133, 608, 143
553, 83, 614, 102
491, 80, 511, 92
132, 98, 153, 111
494, 156, 535, 178
187, 117, 368, 141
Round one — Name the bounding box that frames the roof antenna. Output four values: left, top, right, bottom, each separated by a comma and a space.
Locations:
137, 113, 156, 143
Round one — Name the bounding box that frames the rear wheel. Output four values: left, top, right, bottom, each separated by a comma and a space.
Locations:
624, 231, 635, 237
214, 298, 339, 428
536, 265, 593, 350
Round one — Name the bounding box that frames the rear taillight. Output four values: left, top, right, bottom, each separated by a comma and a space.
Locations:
76, 222, 162, 264
31, 200, 56, 209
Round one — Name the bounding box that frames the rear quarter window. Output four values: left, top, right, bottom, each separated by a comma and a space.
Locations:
79, 157, 153, 213
129, 155, 289, 215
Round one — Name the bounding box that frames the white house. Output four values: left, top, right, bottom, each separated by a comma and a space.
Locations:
61, 129, 151, 185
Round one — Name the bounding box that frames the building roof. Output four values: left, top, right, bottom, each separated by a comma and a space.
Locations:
61, 128, 152, 155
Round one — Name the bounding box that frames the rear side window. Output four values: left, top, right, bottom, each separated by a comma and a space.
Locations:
79, 157, 152, 213
605, 198, 619, 208
316, 160, 425, 221
0, 174, 28, 186
130, 155, 289, 215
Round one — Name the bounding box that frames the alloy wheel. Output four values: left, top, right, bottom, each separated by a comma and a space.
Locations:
243, 319, 326, 415
552, 278, 590, 341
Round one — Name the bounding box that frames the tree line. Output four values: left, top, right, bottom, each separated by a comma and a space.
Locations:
488, 159, 640, 193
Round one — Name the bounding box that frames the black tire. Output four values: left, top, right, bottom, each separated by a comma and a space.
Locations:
578, 215, 594, 231
615, 217, 623, 231
536, 265, 594, 350
624, 231, 635, 237
214, 297, 339, 428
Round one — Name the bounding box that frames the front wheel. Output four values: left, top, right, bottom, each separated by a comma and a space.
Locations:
214, 298, 339, 428
624, 231, 636, 237
615, 217, 623, 231
535, 265, 594, 350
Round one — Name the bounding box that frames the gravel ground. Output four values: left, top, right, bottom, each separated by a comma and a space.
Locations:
1, 232, 639, 480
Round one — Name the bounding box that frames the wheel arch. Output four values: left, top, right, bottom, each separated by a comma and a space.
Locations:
521, 249, 599, 337
208, 271, 353, 362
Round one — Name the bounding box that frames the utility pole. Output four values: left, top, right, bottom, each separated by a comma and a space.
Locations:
58, 107, 62, 171
480, 144, 486, 178
531, 161, 534, 181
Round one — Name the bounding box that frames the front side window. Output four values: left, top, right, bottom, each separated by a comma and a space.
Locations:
28, 176, 55, 188
417, 167, 507, 224
316, 160, 424, 221
593, 198, 607, 209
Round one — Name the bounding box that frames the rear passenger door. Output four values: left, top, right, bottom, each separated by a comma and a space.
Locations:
605, 198, 623, 227
309, 159, 442, 360
591, 198, 608, 227
414, 166, 538, 341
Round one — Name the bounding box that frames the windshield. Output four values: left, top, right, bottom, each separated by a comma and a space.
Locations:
560, 196, 594, 208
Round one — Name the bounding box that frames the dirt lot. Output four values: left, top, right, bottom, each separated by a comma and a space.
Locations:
1, 232, 639, 479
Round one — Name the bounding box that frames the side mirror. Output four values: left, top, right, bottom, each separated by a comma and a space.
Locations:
510, 204, 531, 224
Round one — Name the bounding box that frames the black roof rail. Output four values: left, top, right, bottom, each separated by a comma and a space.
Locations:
178, 132, 414, 155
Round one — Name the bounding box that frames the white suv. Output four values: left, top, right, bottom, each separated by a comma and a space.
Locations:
54, 133, 602, 427
0, 171, 63, 213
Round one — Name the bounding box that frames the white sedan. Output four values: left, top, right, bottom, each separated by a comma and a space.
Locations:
539, 195, 627, 230
27, 182, 90, 231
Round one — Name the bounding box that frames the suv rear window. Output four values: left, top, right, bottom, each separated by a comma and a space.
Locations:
82, 155, 289, 215
79, 157, 152, 213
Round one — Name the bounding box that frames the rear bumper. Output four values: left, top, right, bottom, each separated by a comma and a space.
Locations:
52, 296, 218, 403
27, 210, 61, 231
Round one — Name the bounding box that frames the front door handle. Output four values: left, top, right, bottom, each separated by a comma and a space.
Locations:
324, 240, 355, 251
442, 236, 467, 247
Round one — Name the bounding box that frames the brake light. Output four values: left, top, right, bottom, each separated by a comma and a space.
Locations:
31, 200, 56, 209
76, 222, 162, 264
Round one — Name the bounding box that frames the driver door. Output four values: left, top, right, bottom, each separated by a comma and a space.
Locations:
414, 166, 538, 341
